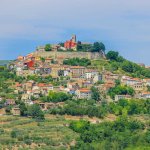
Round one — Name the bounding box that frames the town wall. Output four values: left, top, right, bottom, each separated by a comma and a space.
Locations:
33, 51, 104, 60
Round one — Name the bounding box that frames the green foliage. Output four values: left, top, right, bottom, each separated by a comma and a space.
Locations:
48, 99, 108, 118
49, 99, 150, 119
27, 75, 53, 83
41, 91, 71, 103
0, 66, 5, 71
19, 102, 27, 116
147, 86, 150, 92
92, 42, 105, 52
0, 100, 6, 109
27, 104, 45, 120
91, 86, 100, 101
106, 51, 119, 61
45, 44, 52, 51
108, 85, 135, 99
70, 120, 90, 133
106, 50, 150, 78
76, 42, 105, 52
5, 106, 12, 114
109, 99, 150, 115
40, 57, 45, 62
71, 116, 149, 150
11, 129, 18, 138
0, 129, 4, 134
63, 58, 91, 67
59, 42, 64, 47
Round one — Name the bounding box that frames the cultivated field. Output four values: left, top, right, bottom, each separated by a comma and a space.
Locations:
0, 115, 79, 150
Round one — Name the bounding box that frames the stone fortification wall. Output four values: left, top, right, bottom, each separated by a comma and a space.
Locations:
33, 51, 103, 60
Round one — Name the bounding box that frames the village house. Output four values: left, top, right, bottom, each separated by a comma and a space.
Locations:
143, 79, 150, 86
131, 82, 144, 92
38, 102, 65, 111
38, 83, 53, 95
99, 81, 115, 93
22, 81, 32, 91
140, 92, 150, 99
67, 82, 80, 90
45, 58, 53, 64
93, 74, 102, 83
5, 99, 16, 106
103, 72, 119, 83
67, 88, 76, 95
25, 67, 35, 75
58, 65, 71, 77
21, 93, 33, 105
82, 80, 93, 88
11, 107, 21, 116
50, 64, 61, 78
15, 82, 22, 91
32, 89, 41, 98
121, 76, 144, 92
121, 76, 141, 86
34, 67, 43, 75
57, 56, 65, 64
115, 95, 132, 101
75, 88, 92, 99
70, 66, 86, 78
17, 56, 24, 61
84, 69, 99, 79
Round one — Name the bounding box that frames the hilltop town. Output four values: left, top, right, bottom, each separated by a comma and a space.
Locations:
0, 35, 150, 113
0, 35, 150, 149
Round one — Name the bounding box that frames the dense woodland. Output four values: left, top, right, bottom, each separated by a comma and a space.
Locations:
70, 116, 150, 150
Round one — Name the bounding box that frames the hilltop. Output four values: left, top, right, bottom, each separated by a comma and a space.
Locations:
0, 36, 150, 149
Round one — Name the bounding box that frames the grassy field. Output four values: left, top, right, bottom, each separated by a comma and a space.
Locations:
0, 115, 79, 150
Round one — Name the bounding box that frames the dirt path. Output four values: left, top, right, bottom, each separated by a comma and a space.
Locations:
45, 114, 116, 124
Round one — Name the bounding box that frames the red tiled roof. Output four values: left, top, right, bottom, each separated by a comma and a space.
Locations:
79, 88, 91, 93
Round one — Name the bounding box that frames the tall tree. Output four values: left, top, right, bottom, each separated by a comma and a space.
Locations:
45, 44, 52, 51
93, 42, 105, 52
91, 86, 100, 101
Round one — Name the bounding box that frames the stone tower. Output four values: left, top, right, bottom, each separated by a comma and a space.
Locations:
71, 35, 76, 42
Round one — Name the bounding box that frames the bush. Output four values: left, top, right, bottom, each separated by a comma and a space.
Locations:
27, 104, 45, 120
0, 129, 4, 134
63, 58, 91, 67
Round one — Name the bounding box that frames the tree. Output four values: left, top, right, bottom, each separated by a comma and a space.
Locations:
92, 42, 105, 52
147, 86, 150, 92
122, 61, 133, 73
91, 86, 100, 101
106, 51, 119, 61
45, 44, 52, 51
40, 57, 45, 63
19, 102, 27, 116
63, 58, 91, 67
59, 42, 64, 47
27, 104, 45, 120
115, 79, 121, 86
77, 41, 83, 50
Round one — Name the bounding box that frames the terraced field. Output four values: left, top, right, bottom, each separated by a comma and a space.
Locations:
0, 115, 79, 150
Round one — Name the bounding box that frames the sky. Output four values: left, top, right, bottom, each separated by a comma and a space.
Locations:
0, 0, 150, 65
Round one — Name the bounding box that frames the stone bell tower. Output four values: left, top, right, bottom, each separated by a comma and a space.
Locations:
71, 34, 76, 42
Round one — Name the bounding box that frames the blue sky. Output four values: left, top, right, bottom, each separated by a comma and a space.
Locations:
0, 0, 150, 65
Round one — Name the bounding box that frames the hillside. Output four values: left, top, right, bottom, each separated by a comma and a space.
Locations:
0, 115, 79, 149
91, 51, 150, 79
0, 46, 150, 150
